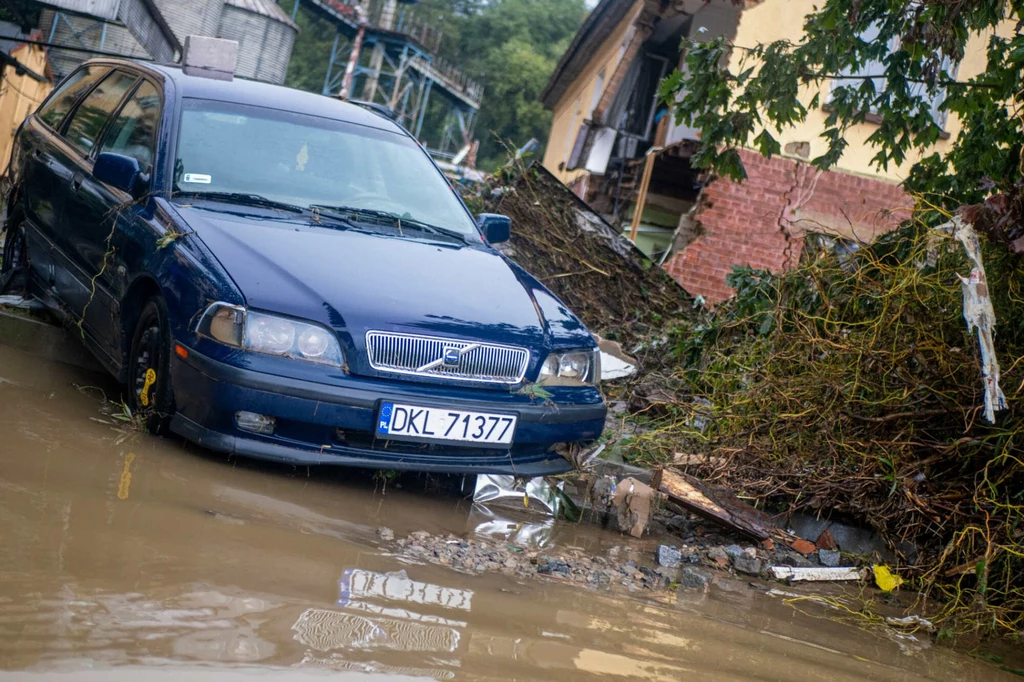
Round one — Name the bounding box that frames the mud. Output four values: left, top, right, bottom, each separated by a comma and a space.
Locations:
0, 341, 1020, 681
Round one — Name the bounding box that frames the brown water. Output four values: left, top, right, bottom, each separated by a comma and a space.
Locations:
0, 343, 1016, 681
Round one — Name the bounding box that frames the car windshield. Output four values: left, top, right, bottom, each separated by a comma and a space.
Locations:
172, 98, 479, 235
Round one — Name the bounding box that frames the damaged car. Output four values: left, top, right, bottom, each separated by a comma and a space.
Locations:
1, 58, 606, 476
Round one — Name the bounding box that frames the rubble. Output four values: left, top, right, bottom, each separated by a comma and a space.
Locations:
818, 549, 841, 568
472, 162, 690, 350
656, 545, 683, 569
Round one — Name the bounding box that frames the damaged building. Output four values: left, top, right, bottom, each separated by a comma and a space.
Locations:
541, 0, 994, 303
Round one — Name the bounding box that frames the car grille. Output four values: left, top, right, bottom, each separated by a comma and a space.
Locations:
365, 331, 529, 384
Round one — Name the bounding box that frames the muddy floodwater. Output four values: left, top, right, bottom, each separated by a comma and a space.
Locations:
0, 342, 1017, 681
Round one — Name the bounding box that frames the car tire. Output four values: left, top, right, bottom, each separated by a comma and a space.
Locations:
0, 218, 28, 295
128, 296, 175, 434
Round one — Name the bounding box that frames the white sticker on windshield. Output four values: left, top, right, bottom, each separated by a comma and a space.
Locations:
183, 173, 212, 184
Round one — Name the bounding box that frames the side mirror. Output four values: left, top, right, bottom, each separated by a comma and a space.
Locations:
477, 213, 511, 244
94, 152, 148, 199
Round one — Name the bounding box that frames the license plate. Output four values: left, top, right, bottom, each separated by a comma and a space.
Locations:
376, 402, 517, 446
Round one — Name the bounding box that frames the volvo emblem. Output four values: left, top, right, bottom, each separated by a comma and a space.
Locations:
442, 347, 461, 367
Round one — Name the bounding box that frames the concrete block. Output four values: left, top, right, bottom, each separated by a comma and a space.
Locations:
183, 36, 238, 81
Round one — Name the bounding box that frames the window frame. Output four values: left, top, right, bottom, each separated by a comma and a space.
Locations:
60, 68, 141, 160
35, 65, 111, 134
827, 24, 957, 132
95, 76, 164, 173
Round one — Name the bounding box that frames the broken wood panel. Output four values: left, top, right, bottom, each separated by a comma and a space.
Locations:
651, 467, 773, 541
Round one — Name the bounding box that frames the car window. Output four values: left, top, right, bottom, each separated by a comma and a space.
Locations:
99, 81, 160, 173
173, 98, 478, 235
63, 71, 138, 156
36, 66, 110, 130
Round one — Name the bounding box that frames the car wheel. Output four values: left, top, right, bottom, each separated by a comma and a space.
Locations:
128, 296, 175, 434
0, 219, 28, 294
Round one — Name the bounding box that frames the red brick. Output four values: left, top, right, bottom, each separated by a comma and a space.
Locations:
663, 148, 908, 304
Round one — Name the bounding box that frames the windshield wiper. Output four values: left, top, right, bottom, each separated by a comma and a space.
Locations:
310, 204, 470, 243
182, 191, 306, 214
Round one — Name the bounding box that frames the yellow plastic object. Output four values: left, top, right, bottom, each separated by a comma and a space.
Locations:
140, 368, 156, 407
873, 564, 903, 592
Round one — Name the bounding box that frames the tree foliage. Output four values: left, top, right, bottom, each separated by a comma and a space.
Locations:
660, 0, 1023, 219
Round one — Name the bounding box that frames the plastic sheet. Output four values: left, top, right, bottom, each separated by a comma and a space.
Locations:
949, 217, 1007, 423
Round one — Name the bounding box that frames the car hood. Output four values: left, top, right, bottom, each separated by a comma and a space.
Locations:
176, 207, 594, 378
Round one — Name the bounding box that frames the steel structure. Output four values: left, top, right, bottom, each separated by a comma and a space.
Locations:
296, 0, 482, 159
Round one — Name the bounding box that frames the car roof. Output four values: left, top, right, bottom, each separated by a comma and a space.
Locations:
86, 58, 406, 135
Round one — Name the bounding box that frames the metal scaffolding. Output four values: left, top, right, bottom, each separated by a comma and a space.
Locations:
296, 0, 482, 159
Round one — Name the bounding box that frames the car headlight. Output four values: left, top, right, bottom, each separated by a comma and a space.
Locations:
538, 348, 600, 386
197, 303, 344, 366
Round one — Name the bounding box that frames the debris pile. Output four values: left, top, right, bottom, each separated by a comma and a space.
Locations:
465, 161, 690, 350
623, 223, 1024, 636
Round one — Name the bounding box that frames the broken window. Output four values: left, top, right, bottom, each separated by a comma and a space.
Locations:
829, 23, 955, 129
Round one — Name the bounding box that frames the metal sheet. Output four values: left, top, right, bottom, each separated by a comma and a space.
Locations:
37, 0, 121, 22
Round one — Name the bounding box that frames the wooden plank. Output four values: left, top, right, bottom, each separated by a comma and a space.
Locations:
651, 467, 774, 541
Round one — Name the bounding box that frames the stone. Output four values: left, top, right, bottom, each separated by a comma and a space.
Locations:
816, 529, 839, 550
377, 527, 394, 541
680, 566, 712, 589
733, 555, 763, 576
724, 544, 745, 559
707, 546, 730, 568
656, 545, 683, 569
743, 547, 758, 559
790, 538, 817, 555
818, 549, 841, 567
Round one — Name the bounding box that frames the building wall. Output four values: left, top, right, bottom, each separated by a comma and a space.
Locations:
730, 0, 1007, 183
0, 42, 51, 173
663, 148, 912, 303
660, 0, 1013, 303
541, 1, 641, 185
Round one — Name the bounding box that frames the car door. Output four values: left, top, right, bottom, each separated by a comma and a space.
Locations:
18, 65, 110, 290
68, 78, 162, 352
52, 69, 139, 339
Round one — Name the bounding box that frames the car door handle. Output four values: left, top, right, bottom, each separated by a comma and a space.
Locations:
71, 173, 84, 192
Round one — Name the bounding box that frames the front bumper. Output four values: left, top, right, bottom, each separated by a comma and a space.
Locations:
169, 346, 606, 476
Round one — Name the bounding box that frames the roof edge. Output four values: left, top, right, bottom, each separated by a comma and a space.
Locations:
540, 0, 636, 110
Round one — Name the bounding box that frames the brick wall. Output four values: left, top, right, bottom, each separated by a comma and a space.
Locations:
663, 148, 912, 303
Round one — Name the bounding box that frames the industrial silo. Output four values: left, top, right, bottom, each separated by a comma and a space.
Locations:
216, 0, 298, 84
39, 0, 297, 85
151, 0, 225, 43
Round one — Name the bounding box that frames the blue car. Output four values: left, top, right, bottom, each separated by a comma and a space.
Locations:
1, 59, 606, 476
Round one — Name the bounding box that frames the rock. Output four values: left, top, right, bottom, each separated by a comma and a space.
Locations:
816, 529, 839, 550
733, 555, 763, 576
377, 527, 395, 541
723, 544, 745, 560
775, 551, 815, 568
680, 566, 712, 589
790, 538, 817, 555
818, 549, 841, 567
707, 546, 730, 568
742, 547, 758, 559
410, 530, 431, 541
656, 545, 683, 569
